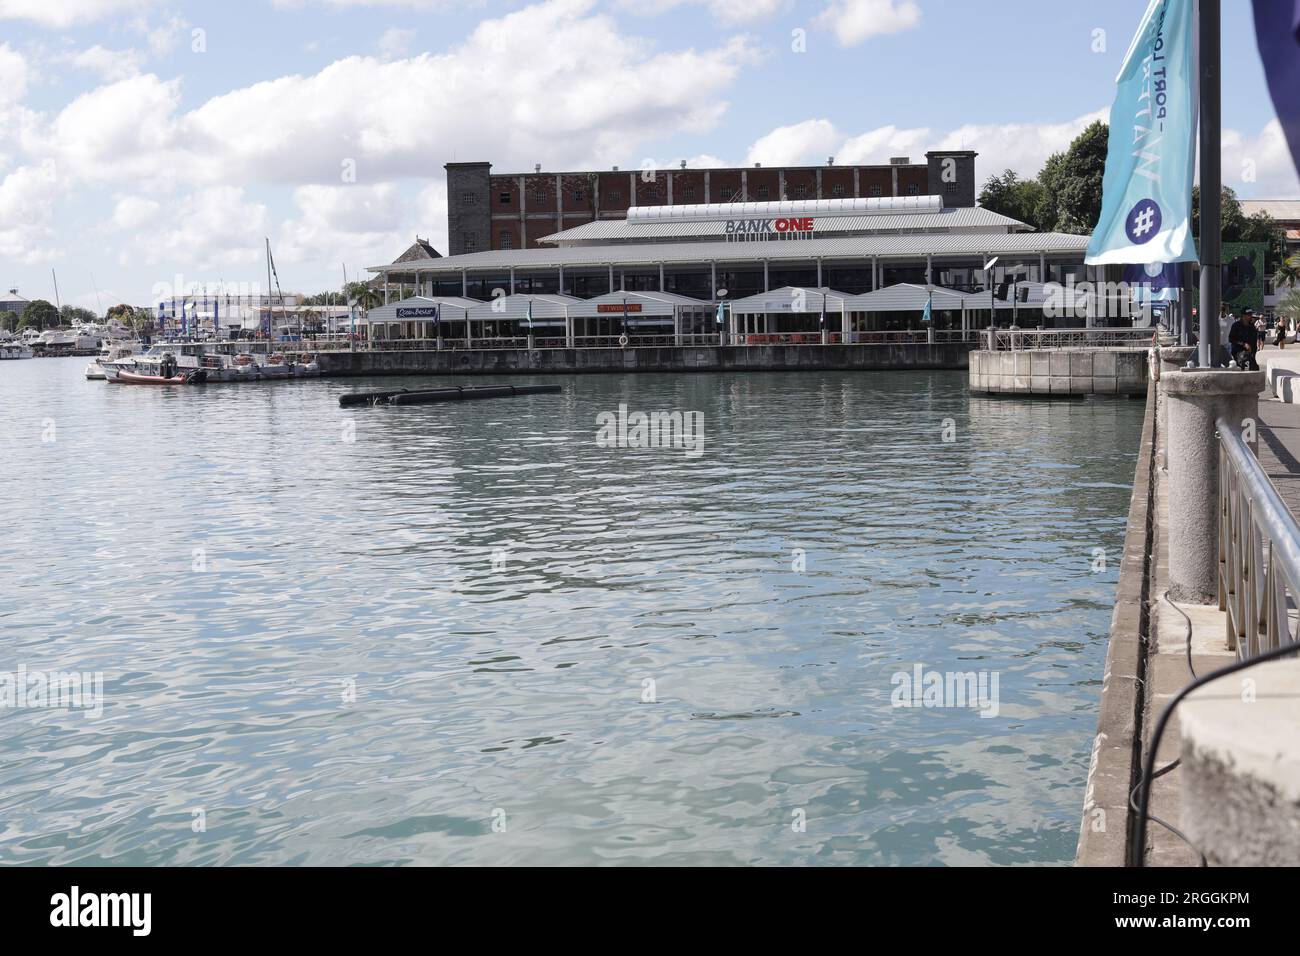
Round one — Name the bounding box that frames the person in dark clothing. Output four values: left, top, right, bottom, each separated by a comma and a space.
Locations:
1229, 310, 1260, 370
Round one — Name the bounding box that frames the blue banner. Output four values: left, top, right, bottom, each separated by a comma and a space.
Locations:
1086, 0, 1198, 265
1253, 1, 1300, 186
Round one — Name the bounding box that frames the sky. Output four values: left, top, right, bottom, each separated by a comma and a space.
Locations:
0, 0, 1295, 310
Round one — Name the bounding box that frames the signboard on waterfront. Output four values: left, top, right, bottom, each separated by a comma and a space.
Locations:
724, 217, 816, 242
396, 307, 438, 318
597, 303, 643, 313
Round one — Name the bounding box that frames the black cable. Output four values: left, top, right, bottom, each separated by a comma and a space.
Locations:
1134, 638, 1300, 865
1125, 591, 1206, 866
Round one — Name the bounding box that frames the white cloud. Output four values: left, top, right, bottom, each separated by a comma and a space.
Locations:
278, 183, 407, 266
65, 45, 145, 82
150, 187, 270, 270
20, 0, 754, 191
745, 119, 840, 167
0, 0, 161, 28
615, 0, 790, 25
0, 161, 63, 264
110, 195, 161, 230
1221, 118, 1300, 199
0, 43, 28, 108
375, 27, 416, 60
814, 0, 921, 46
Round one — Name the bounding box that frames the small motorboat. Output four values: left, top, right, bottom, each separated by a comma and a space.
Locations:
111, 367, 206, 385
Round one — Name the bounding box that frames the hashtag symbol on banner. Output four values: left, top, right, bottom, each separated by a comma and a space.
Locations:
1132, 206, 1156, 236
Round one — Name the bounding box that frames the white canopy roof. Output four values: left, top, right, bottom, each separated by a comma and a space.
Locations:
464, 293, 583, 324
728, 286, 852, 315
364, 295, 479, 324
564, 290, 711, 318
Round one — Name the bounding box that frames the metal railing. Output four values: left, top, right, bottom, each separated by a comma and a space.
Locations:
300, 330, 983, 352
1217, 416, 1300, 660
987, 328, 1156, 350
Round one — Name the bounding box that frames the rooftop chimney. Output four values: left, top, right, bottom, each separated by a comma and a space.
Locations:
827, 156, 835, 166
534, 163, 541, 173
755, 162, 761, 168
613, 165, 619, 172
680, 160, 686, 169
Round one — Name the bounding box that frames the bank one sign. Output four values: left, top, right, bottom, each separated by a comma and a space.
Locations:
724, 217, 816, 242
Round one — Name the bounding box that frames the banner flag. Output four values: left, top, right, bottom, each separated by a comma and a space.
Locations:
1253, 1, 1300, 185
1086, 0, 1199, 265
921, 292, 932, 324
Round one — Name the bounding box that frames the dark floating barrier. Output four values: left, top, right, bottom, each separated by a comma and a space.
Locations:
340, 383, 562, 408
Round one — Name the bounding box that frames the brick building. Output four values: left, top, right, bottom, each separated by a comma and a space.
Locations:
445, 151, 978, 256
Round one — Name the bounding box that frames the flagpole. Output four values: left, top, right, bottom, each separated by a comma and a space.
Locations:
1197, 0, 1221, 367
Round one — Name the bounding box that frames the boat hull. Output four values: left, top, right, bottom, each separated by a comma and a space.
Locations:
111, 368, 205, 385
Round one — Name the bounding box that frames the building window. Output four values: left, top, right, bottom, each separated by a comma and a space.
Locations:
869, 185, 882, 197
794, 184, 808, 199
500, 232, 513, 249
464, 237, 477, 252
756, 185, 770, 199
461, 191, 478, 205
832, 184, 846, 197
907, 183, 920, 195
720, 187, 737, 202
648, 185, 660, 200
534, 189, 546, 204
608, 190, 622, 202
945, 182, 958, 195
683, 187, 696, 200
499, 192, 511, 205
573, 189, 585, 202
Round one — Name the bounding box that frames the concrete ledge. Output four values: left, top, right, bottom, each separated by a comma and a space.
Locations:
970, 348, 1149, 396
317, 342, 975, 376
1076, 376, 1157, 866
1179, 658, 1300, 866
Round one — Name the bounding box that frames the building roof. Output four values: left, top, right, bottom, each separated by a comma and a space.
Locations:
539, 206, 1029, 245
563, 290, 712, 318
369, 231, 1089, 276
391, 238, 442, 262
364, 295, 479, 323
728, 286, 853, 314
626, 194, 941, 224
845, 283, 970, 312
1240, 199, 1300, 222
464, 293, 583, 322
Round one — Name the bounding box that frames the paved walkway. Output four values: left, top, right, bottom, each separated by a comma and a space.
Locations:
1254, 345, 1300, 517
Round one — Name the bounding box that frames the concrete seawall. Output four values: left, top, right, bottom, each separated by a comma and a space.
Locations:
969, 348, 1148, 396
1076, 377, 1156, 866
317, 342, 974, 376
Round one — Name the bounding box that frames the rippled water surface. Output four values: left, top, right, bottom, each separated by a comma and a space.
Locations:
0, 357, 1145, 865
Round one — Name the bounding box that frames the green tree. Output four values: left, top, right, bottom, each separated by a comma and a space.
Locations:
1038, 120, 1109, 233
978, 170, 1052, 231
1191, 185, 1287, 269
60, 304, 97, 324
0, 310, 17, 333
1276, 255, 1300, 291
20, 299, 58, 330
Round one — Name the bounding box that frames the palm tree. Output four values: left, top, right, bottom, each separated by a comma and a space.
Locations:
356, 288, 383, 311
1275, 255, 1300, 291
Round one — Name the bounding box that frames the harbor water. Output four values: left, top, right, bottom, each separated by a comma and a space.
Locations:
0, 357, 1144, 865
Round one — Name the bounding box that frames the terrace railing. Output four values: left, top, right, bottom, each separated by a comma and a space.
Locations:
986, 328, 1156, 351
1217, 416, 1300, 660
300, 329, 983, 352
